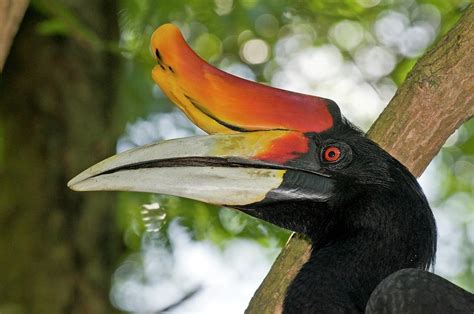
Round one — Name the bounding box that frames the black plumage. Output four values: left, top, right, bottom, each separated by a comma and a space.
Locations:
367, 269, 474, 313
242, 120, 473, 313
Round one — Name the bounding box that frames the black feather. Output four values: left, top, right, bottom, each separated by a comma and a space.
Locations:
248, 121, 446, 313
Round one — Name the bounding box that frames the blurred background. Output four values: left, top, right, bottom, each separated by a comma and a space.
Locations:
0, 0, 472, 313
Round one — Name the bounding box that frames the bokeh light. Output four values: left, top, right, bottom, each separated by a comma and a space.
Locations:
354, 45, 396, 79
214, 0, 234, 16
241, 39, 270, 64
330, 20, 364, 51
255, 14, 279, 38
357, 0, 381, 8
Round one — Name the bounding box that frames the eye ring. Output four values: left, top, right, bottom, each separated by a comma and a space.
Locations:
322, 146, 341, 163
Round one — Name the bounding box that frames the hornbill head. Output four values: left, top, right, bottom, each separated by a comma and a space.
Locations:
68, 24, 436, 269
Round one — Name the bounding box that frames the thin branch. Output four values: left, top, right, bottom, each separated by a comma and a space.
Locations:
157, 286, 203, 313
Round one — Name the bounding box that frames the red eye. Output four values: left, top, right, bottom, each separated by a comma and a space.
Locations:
323, 146, 341, 162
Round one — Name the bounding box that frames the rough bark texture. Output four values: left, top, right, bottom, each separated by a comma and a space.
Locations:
246, 5, 473, 314
0, 2, 123, 313
0, 0, 29, 72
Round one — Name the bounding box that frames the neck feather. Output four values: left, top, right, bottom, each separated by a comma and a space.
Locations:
284, 180, 436, 313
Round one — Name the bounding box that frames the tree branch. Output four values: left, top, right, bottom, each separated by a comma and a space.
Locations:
0, 0, 29, 72
246, 5, 473, 313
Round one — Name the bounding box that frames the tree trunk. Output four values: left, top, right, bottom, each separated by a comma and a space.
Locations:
0, 0, 29, 72
246, 5, 474, 313
0, 1, 123, 313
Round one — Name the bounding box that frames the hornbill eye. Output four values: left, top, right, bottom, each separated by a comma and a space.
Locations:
320, 142, 352, 168
323, 146, 341, 162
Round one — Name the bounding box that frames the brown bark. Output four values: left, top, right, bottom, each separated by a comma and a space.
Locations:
0, 2, 123, 313
246, 5, 474, 314
0, 0, 29, 72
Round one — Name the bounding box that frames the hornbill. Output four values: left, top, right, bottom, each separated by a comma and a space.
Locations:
68, 24, 474, 313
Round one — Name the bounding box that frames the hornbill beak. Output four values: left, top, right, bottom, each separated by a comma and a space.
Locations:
68, 24, 340, 207
150, 24, 338, 134
68, 131, 333, 205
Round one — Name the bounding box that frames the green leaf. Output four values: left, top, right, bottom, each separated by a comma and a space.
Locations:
36, 18, 70, 36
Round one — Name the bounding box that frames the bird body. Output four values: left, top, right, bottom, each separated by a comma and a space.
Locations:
249, 123, 438, 313
367, 269, 474, 313
68, 24, 474, 313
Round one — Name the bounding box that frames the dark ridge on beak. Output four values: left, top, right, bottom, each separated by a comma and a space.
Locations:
155, 48, 163, 61
183, 95, 255, 133
94, 156, 331, 178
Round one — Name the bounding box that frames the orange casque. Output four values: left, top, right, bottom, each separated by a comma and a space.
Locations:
150, 24, 335, 135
